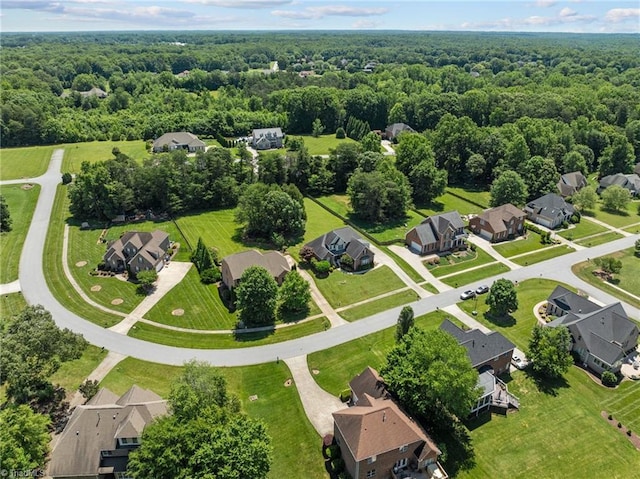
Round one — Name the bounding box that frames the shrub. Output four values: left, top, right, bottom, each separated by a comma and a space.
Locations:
61, 172, 73, 185
339, 254, 354, 270
601, 371, 617, 387
608, 414, 613, 420
339, 389, 351, 403
336, 127, 346, 139
327, 444, 341, 459
331, 458, 345, 473
561, 220, 569, 229
570, 213, 581, 224
618, 422, 622, 428
314, 260, 331, 276
627, 430, 632, 436
79, 379, 100, 400
201, 268, 221, 284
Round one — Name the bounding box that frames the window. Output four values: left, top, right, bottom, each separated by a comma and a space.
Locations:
366, 470, 376, 478
399, 445, 408, 453
367, 455, 376, 464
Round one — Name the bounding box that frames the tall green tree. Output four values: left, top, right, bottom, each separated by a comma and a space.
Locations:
0, 405, 50, 471
489, 170, 528, 207
278, 270, 311, 314
519, 156, 559, 200
0, 195, 12, 232
528, 326, 573, 379
395, 306, 415, 342
601, 184, 631, 212
571, 185, 598, 211
485, 279, 518, 317
562, 150, 588, 175
235, 266, 278, 327
360, 131, 381, 153
393, 133, 446, 204
347, 166, 412, 223
598, 135, 635, 177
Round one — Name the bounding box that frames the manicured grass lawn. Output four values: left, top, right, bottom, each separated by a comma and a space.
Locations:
417, 192, 485, 217
601, 379, 640, 432
129, 317, 329, 349
313, 265, 406, 308
429, 248, 494, 278
493, 231, 547, 258
61, 140, 149, 173
100, 357, 182, 397
572, 250, 640, 309
446, 186, 490, 208
0, 184, 40, 283
382, 246, 424, 283
50, 345, 108, 394
558, 219, 608, 240
575, 231, 624, 247
308, 309, 452, 396
298, 134, 357, 155
340, 290, 419, 322
421, 282, 439, 294
0, 145, 54, 180
289, 198, 346, 259
0, 293, 27, 324
511, 244, 576, 266
458, 368, 640, 479
624, 221, 640, 234
44, 185, 123, 328
583, 202, 640, 229
440, 262, 510, 287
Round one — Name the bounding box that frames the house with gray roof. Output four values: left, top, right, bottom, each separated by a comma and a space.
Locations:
546, 285, 600, 318
384, 123, 415, 142
597, 173, 640, 197
304, 226, 374, 271
221, 249, 290, 288
468, 203, 525, 242
48, 385, 168, 479
546, 295, 639, 374
104, 230, 170, 275
405, 211, 467, 255
251, 127, 284, 150
152, 131, 205, 153
524, 193, 575, 229
557, 171, 588, 197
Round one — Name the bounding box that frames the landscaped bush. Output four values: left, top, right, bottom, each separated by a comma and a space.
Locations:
327, 444, 341, 459
571, 213, 581, 224
61, 172, 72, 185
561, 220, 569, 229
627, 430, 632, 436
339, 388, 351, 402
601, 371, 617, 387
200, 268, 221, 284
339, 254, 354, 271
331, 458, 345, 473
618, 422, 623, 428
335, 127, 346, 139
313, 260, 331, 276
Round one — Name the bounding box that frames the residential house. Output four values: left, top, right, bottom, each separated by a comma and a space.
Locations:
546, 290, 639, 374
334, 367, 448, 479
468, 203, 526, 242
597, 173, 640, 197
104, 230, 170, 275
557, 171, 588, 197
405, 211, 467, 255
48, 385, 168, 479
152, 131, 206, 153
524, 193, 575, 229
349, 366, 387, 406
440, 319, 519, 415
221, 250, 290, 288
304, 226, 374, 271
80, 87, 109, 98
384, 123, 415, 142
251, 127, 284, 150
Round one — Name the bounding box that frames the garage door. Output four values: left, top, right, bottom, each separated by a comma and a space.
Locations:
410, 241, 422, 253
479, 229, 493, 241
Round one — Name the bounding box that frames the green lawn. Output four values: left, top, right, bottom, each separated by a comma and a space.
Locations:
307, 309, 452, 396
290, 198, 346, 259
446, 186, 490, 208
493, 231, 547, 258
0, 293, 27, 324
50, 345, 108, 394
129, 317, 329, 349
101, 358, 325, 478
601, 379, 640, 432
339, 290, 419, 322
417, 192, 485, 217
382, 247, 425, 283
575, 231, 624, 247
572, 250, 640, 309
429, 248, 494, 278
440, 263, 511, 288
313, 265, 406, 308
61, 140, 149, 173
624, 222, 640, 234
511, 244, 576, 266
558, 219, 609, 240
0, 145, 54, 180
0, 184, 40, 283
298, 134, 357, 155
583, 201, 640, 229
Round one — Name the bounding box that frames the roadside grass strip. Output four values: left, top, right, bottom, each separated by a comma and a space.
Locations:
575, 231, 624, 247
440, 262, 510, 288
510, 244, 576, 266
339, 290, 420, 322
0, 145, 54, 180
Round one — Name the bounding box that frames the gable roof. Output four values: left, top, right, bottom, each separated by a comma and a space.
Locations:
525, 193, 575, 219
440, 319, 515, 369
222, 250, 290, 283
252, 127, 283, 138
408, 211, 465, 246
474, 203, 525, 234
349, 366, 386, 401
546, 285, 600, 316
153, 131, 204, 150
86, 388, 120, 406
305, 226, 371, 260
116, 385, 163, 406
104, 230, 169, 269
598, 173, 640, 194
385, 123, 415, 138
557, 171, 587, 196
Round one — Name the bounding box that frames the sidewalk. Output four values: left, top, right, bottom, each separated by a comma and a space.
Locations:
388, 244, 451, 292
371, 245, 430, 298
298, 268, 348, 327
466, 235, 520, 270
0, 279, 21, 294
67, 351, 127, 408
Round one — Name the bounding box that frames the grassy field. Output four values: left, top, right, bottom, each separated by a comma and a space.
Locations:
511, 244, 576, 266
574, 231, 624, 247
417, 192, 485, 217
624, 222, 640, 234
298, 134, 357, 155
0, 293, 27, 324
0, 184, 40, 283
307, 309, 452, 396
382, 246, 425, 283
0, 145, 54, 180
493, 231, 547, 258
584, 202, 640, 229
558, 219, 608, 240
339, 290, 420, 322
572, 250, 640, 309
101, 358, 326, 478
440, 262, 511, 287
290, 198, 346, 258
61, 140, 149, 173
429, 248, 494, 278
313, 265, 406, 308
446, 186, 490, 208
50, 345, 108, 394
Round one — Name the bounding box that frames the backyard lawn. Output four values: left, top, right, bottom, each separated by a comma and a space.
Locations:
61, 140, 149, 173
417, 191, 485, 217
339, 290, 419, 322
298, 134, 357, 155
0, 145, 54, 180
312, 265, 406, 308
0, 293, 27, 323
428, 248, 494, 278
446, 186, 490, 208
558, 219, 608, 240
440, 262, 510, 287
583, 201, 640, 229
574, 231, 624, 247
511, 244, 576, 266
50, 345, 108, 394
0, 184, 40, 283
493, 231, 547, 258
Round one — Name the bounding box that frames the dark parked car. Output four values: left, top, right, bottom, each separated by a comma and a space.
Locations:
475, 285, 489, 295
460, 290, 476, 300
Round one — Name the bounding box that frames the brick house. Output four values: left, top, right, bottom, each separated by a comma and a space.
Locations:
405, 211, 467, 255
103, 230, 170, 275
468, 203, 525, 242
220, 250, 291, 288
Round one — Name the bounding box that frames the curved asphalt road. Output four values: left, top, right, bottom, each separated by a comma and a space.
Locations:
14, 150, 640, 367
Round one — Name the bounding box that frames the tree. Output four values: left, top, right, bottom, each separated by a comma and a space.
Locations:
598, 135, 635, 178
235, 266, 278, 327
61, 172, 73, 185
408, 158, 448, 205
0, 405, 50, 471
136, 269, 158, 294
571, 185, 598, 211
278, 270, 311, 313
335, 127, 346, 139
311, 118, 325, 138
382, 328, 478, 420
0, 194, 12, 232
360, 131, 381, 153
601, 185, 631, 212
79, 379, 100, 401
519, 156, 559, 200
395, 306, 415, 342
485, 278, 518, 317
299, 245, 316, 263
528, 326, 573, 379
489, 170, 528, 207
562, 150, 587, 175
594, 256, 622, 275
128, 361, 272, 479
466, 153, 486, 182
347, 167, 412, 223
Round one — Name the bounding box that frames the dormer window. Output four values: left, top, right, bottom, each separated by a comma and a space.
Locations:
367, 455, 377, 464
399, 444, 408, 453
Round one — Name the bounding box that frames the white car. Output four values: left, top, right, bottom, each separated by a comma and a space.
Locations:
460, 290, 476, 300
511, 355, 529, 370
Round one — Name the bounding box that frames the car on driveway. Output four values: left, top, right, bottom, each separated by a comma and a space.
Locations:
460, 290, 476, 300
475, 285, 489, 295
511, 355, 529, 370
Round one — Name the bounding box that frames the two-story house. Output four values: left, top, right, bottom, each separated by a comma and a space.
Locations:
304, 226, 375, 271
405, 211, 467, 255
103, 230, 170, 275
252, 127, 284, 150
468, 203, 526, 243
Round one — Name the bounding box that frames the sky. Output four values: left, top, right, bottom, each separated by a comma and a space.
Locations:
1, 1, 638, 33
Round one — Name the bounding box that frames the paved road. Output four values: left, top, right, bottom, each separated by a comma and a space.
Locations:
11, 149, 640, 367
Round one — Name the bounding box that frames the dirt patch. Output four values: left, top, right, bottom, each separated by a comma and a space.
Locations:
21, 184, 34, 190
111, 298, 124, 305
90, 285, 102, 292
312, 369, 320, 375
171, 309, 185, 316
601, 411, 640, 450
284, 379, 292, 387
76, 261, 88, 267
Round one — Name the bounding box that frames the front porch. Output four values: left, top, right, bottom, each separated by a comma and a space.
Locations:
391, 461, 448, 479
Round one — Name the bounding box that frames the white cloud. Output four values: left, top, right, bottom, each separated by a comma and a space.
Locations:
604, 8, 640, 23
534, 0, 557, 8
272, 5, 388, 20
182, 0, 292, 7
559, 7, 576, 18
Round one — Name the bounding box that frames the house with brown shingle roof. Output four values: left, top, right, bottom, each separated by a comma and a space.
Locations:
220, 249, 290, 288
103, 230, 170, 275
152, 131, 205, 153
468, 203, 525, 242
405, 211, 467, 254
48, 385, 168, 479
557, 171, 587, 197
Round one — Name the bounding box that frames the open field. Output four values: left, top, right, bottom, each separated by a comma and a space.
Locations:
0, 184, 40, 283
339, 290, 419, 322
572, 250, 640, 309
61, 140, 149, 173
511, 244, 576, 266
574, 231, 624, 247
101, 358, 325, 478
313, 265, 406, 308
50, 345, 108, 394
493, 231, 547, 258
428, 248, 494, 278
290, 198, 346, 258
558, 220, 608, 240
440, 262, 510, 287
446, 186, 490, 208
298, 134, 357, 155
0, 145, 54, 180
0, 293, 27, 324
583, 202, 640, 229
417, 192, 485, 217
